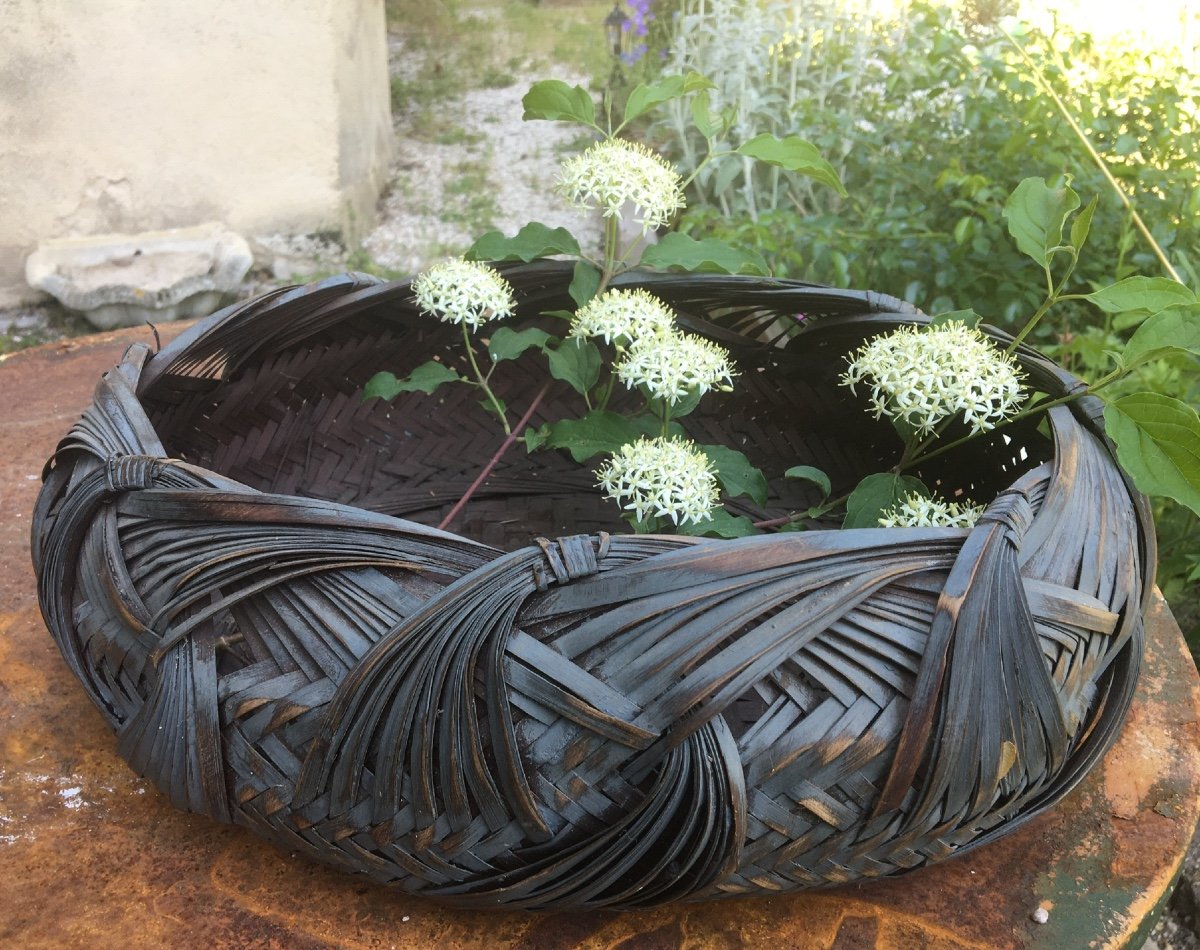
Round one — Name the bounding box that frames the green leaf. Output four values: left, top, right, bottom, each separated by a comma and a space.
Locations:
363, 361, 462, 400
364, 371, 404, 401
1085, 276, 1196, 315
639, 233, 769, 275
543, 410, 646, 462
524, 423, 550, 453
735, 134, 847, 197
1002, 177, 1080, 268
547, 338, 601, 395
1070, 195, 1099, 252
623, 72, 714, 125
1104, 393, 1200, 516
488, 326, 553, 362
521, 80, 596, 126
699, 444, 769, 507
479, 395, 507, 421
1123, 306, 1200, 369
568, 260, 602, 308
466, 222, 581, 262
929, 309, 982, 328
679, 508, 758, 538
842, 473, 929, 529
673, 388, 706, 418
784, 465, 831, 498
631, 413, 686, 440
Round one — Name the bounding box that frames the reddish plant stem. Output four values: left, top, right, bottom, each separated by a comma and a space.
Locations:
438, 381, 553, 531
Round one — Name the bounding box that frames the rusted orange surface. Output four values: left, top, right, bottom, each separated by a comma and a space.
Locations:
2, 327, 1198, 950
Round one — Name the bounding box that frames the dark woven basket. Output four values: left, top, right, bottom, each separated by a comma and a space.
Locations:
32, 261, 1154, 909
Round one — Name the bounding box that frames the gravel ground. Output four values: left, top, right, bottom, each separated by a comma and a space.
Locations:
362, 35, 602, 275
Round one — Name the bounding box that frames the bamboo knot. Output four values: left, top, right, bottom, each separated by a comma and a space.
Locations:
533, 532, 610, 589
978, 488, 1034, 540
104, 454, 160, 493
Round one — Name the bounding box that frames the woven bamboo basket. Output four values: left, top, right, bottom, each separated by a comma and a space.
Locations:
32, 261, 1154, 909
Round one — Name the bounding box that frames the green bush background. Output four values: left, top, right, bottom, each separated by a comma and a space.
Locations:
645, 0, 1199, 644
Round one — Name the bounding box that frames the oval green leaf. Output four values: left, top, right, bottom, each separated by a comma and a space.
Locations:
568, 260, 602, 308
735, 134, 847, 197
679, 508, 759, 538
467, 222, 581, 262
639, 233, 769, 275
522, 80, 596, 126
1086, 276, 1196, 316
1122, 305, 1200, 369
1103, 392, 1200, 516
842, 472, 929, 529
1002, 176, 1080, 268
488, 327, 553, 363
364, 361, 463, 400
784, 465, 832, 498
699, 444, 769, 508
623, 72, 713, 125
544, 410, 646, 462
547, 338, 601, 396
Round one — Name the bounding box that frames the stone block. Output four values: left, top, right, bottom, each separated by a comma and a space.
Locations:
25, 224, 252, 329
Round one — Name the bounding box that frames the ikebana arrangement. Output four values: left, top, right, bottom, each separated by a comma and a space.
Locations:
365, 76, 1200, 540
29, 75, 1196, 908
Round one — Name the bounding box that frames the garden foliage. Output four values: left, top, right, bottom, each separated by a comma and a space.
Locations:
653, 0, 1200, 640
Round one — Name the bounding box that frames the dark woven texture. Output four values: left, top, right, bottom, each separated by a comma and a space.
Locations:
32, 262, 1155, 908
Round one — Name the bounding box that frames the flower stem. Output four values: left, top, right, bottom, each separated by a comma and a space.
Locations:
1006, 267, 1076, 355
438, 381, 553, 531
463, 322, 510, 435
753, 490, 852, 530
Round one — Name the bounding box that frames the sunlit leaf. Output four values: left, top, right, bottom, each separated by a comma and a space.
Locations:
467, 222, 581, 262
736, 134, 847, 196
1003, 177, 1080, 267
1104, 392, 1200, 515
522, 80, 596, 126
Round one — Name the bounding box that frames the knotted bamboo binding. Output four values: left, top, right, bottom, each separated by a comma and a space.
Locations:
31, 262, 1154, 908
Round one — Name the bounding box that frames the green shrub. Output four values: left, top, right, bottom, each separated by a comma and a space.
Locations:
657, 1, 1198, 315
655, 0, 1200, 646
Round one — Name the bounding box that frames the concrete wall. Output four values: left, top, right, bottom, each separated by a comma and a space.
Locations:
0, 0, 393, 305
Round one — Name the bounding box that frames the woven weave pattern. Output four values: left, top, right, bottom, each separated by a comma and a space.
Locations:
32, 263, 1154, 908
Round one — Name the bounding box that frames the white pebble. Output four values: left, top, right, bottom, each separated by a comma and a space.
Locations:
1032, 907, 1050, 924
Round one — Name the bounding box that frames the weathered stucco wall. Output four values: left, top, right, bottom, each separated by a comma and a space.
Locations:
0, 0, 393, 305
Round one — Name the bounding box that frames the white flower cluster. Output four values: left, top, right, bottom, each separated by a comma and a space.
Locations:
412, 259, 515, 329
878, 492, 985, 529
556, 139, 686, 231
596, 436, 719, 525
615, 331, 736, 404
841, 321, 1026, 435
569, 289, 675, 346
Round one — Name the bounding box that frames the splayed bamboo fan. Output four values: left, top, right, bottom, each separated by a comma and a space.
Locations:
31, 261, 1153, 909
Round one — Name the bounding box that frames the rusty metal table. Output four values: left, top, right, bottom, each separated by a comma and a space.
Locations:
2, 327, 1197, 950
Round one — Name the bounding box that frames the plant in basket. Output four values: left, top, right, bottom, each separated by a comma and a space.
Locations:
30, 73, 1199, 909
365, 77, 1200, 543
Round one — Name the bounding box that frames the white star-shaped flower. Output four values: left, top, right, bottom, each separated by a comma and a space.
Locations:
411, 259, 515, 330
596, 436, 719, 525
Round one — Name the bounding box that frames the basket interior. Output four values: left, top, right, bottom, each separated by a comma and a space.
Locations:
140, 279, 1056, 550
